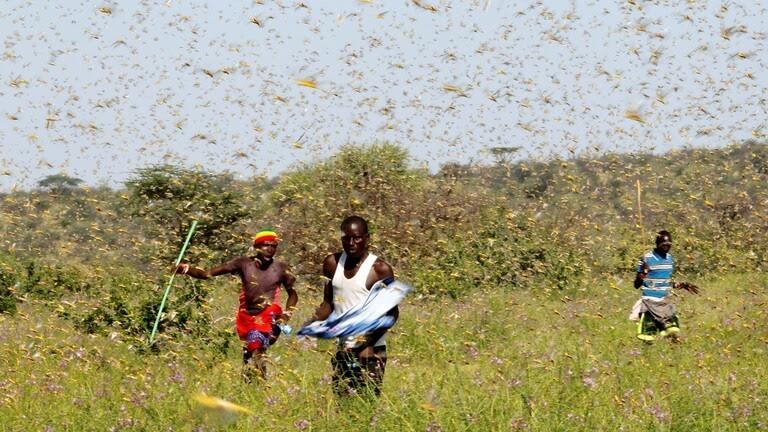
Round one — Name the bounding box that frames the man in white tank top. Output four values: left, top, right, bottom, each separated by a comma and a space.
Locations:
309, 215, 397, 396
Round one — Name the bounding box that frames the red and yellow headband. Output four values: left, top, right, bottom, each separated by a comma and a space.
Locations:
253, 230, 279, 246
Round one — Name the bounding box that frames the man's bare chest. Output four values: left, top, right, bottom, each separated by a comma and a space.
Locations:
242, 262, 282, 293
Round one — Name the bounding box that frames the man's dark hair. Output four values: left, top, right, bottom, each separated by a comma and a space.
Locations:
655, 230, 672, 245
341, 215, 369, 234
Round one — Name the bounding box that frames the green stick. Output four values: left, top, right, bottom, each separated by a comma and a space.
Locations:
149, 220, 198, 345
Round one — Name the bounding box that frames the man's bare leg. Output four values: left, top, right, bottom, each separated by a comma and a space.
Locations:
243, 348, 268, 382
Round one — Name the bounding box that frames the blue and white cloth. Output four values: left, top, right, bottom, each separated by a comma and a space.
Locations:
298, 280, 412, 339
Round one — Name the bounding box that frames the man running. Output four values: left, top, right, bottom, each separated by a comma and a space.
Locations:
176, 229, 297, 380
308, 215, 398, 396
632, 230, 699, 342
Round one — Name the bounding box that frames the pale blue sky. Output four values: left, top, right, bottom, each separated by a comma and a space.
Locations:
1, 0, 765, 191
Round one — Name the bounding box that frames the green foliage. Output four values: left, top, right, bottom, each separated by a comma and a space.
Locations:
0, 255, 19, 314
18, 260, 94, 298
67, 272, 226, 352
483, 142, 768, 278
126, 165, 251, 263
3, 141, 766, 300
488, 146, 521, 167
0, 250, 223, 350
410, 206, 589, 297
0, 186, 137, 265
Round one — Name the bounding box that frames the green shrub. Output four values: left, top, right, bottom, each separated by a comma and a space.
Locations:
18, 260, 94, 298
0, 258, 19, 314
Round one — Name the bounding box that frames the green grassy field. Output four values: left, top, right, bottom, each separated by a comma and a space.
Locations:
1, 272, 766, 431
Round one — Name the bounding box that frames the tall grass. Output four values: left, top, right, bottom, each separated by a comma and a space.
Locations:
1, 272, 766, 431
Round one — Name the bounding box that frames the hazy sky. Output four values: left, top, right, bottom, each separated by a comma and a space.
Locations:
1, 0, 765, 191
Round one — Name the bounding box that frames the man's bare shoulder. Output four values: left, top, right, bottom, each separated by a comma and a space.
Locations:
322, 252, 342, 278
322, 253, 340, 265
373, 255, 390, 266
275, 258, 290, 267
373, 256, 394, 278
209, 255, 251, 276
231, 256, 254, 266
274, 259, 292, 273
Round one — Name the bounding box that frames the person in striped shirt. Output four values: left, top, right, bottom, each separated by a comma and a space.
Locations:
631, 230, 699, 342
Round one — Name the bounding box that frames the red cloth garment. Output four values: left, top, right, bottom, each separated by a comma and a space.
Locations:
236, 303, 283, 352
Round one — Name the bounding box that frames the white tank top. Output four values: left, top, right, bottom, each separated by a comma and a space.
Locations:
332, 252, 385, 347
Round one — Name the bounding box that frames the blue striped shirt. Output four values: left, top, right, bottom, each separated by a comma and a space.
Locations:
637, 250, 674, 299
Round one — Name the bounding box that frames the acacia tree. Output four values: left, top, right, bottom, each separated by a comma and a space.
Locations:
37, 174, 84, 194
488, 146, 521, 166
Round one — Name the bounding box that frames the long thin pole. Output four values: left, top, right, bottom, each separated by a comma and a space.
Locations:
149, 220, 198, 345
636, 179, 642, 228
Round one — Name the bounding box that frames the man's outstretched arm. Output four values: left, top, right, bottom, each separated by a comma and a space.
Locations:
175, 259, 241, 280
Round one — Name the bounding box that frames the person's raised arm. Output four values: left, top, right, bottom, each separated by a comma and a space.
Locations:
175, 258, 242, 280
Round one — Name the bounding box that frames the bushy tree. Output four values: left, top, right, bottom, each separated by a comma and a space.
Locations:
125, 165, 250, 263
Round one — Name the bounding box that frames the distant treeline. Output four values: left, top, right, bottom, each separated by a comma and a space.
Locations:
0, 141, 766, 339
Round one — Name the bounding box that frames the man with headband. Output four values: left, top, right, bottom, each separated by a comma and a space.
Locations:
176, 229, 297, 380
630, 230, 699, 343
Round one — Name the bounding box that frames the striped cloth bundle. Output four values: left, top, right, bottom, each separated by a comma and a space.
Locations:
298, 280, 412, 339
